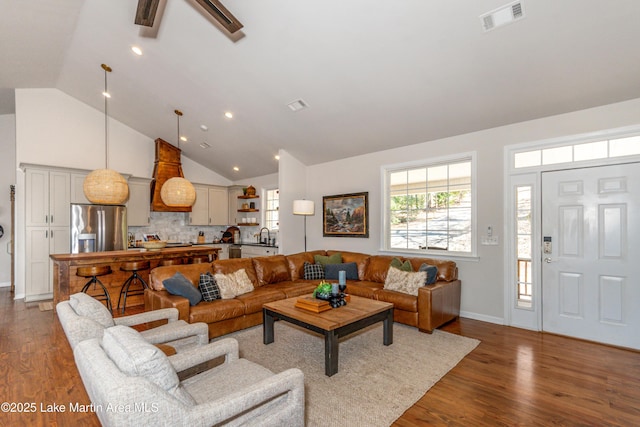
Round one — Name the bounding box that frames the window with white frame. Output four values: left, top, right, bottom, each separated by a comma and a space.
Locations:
264, 189, 279, 230
384, 156, 474, 255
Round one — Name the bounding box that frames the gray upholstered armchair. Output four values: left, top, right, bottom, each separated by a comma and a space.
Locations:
57, 292, 208, 351
74, 325, 305, 426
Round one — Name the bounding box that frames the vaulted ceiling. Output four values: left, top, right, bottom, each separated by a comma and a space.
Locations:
2, 0, 640, 179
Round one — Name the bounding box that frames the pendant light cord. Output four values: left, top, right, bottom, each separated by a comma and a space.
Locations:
101, 64, 112, 170
175, 109, 183, 150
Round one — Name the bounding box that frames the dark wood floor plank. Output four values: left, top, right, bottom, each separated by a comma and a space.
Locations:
0, 288, 638, 426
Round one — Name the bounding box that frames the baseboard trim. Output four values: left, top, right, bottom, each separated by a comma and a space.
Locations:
460, 311, 504, 325
0, 282, 11, 288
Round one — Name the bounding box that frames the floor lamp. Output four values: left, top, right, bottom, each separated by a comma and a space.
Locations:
293, 200, 314, 252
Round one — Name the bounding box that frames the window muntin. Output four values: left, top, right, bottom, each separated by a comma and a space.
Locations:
386, 158, 472, 254
264, 189, 279, 230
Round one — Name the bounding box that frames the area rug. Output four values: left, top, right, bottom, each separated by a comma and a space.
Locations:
38, 301, 53, 311
225, 322, 480, 426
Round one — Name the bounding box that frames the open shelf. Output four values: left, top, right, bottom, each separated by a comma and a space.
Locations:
238, 195, 260, 199
237, 223, 259, 226
238, 208, 259, 212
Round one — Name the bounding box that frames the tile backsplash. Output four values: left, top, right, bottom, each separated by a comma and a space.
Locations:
128, 211, 276, 244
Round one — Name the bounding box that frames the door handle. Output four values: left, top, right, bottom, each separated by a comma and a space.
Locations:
544, 257, 552, 263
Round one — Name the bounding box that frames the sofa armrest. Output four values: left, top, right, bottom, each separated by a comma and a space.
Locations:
144, 289, 190, 322
417, 280, 461, 333
113, 308, 179, 327
169, 338, 239, 372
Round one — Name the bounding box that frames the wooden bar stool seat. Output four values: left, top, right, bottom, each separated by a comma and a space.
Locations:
159, 258, 183, 267
77, 265, 113, 313
116, 261, 150, 314
188, 255, 210, 264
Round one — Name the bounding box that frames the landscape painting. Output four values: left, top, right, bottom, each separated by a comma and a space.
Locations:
323, 192, 369, 238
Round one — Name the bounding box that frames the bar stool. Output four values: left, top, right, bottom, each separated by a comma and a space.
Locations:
117, 261, 150, 314
77, 266, 113, 314
188, 255, 210, 264
159, 258, 183, 267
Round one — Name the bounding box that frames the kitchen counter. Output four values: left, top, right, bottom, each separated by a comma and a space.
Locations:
50, 246, 220, 308
190, 242, 278, 248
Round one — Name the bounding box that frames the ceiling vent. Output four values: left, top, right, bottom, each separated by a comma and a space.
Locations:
287, 99, 309, 112
480, 1, 524, 32
199, 142, 211, 149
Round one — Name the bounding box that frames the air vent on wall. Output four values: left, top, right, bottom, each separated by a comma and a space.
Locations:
200, 142, 211, 149
480, 1, 524, 32
287, 99, 309, 112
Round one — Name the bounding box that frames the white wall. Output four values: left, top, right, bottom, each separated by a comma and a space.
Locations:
0, 114, 16, 287
302, 98, 640, 323
278, 150, 309, 254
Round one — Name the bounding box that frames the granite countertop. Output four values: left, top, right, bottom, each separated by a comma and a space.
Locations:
190, 242, 278, 248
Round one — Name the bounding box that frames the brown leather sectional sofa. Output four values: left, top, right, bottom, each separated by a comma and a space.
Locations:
145, 250, 461, 340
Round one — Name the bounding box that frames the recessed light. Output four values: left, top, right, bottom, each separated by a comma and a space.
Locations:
274, 155, 280, 160
131, 46, 143, 56
233, 166, 239, 172
102, 91, 111, 98
200, 125, 208, 131
224, 112, 233, 119
180, 136, 187, 142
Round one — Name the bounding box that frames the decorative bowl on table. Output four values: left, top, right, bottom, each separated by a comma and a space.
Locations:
141, 241, 167, 251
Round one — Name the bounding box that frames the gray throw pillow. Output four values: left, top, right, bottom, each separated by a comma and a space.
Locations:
419, 263, 438, 285
303, 262, 325, 280
163, 272, 202, 306
324, 262, 359, 281
198, 272, 221, 301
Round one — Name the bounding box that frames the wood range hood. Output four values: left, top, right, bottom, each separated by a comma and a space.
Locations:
150, 138, 192, 212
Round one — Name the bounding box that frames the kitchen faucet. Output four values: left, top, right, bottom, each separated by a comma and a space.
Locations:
259, 227, 270, 245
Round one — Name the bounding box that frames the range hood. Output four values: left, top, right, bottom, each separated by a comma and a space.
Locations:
150, 138, 192, 212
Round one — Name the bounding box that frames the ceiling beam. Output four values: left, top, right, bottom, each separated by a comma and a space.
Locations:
135, 0, 160, 27
193, 0, 244, 33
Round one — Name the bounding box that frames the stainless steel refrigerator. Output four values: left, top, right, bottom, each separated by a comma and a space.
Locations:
70, 204, 127, 253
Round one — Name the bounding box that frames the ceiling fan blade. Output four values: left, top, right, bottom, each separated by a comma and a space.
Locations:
193, 0, 244, 33
135, 0, 160, 27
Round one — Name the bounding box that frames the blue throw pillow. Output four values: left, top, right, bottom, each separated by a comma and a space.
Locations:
163, 272, 202, 306
324, 262, 359, 281
303, 262, 325, 280
419, 263, 438, 285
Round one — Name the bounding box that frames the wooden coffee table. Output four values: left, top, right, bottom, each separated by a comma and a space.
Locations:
263, 294, 394, 376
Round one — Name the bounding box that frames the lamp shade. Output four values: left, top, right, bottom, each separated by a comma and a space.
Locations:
293, 199, 314, 215
161, 177, 196, 207
83, 168, 129, 205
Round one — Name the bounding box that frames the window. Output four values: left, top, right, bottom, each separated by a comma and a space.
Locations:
264, 189, 279, 230
384, 156, 474, 255
515, 185, 533, 308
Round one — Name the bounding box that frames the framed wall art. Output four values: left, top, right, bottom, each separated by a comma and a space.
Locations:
322, 192, 369, 238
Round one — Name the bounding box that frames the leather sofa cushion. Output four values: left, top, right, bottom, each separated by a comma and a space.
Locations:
189, 299, 246, 324
344, 281, 381, 298
252, 255, 291, 286
363, 255, 397, 283
405, 258, 458, 282
149, 264, 211, 291
212, 258, 259, 287
235, 288, 286, 314
375, 289, 418, 312
285, 252, 316, 281
327, 251, 370, 280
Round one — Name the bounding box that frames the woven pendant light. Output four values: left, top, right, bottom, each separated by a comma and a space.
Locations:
160, 110, 196, 207
84, 64, 129, 205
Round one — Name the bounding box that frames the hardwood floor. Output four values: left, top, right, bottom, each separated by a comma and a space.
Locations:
1, 287, 638, 426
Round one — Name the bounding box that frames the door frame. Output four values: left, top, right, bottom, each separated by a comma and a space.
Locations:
503, 125, 640, 331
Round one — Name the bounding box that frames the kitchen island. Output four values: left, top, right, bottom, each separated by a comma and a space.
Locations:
50, 246, 220, 309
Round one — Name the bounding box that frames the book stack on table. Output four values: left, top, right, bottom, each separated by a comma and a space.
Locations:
294, 296, 332, 313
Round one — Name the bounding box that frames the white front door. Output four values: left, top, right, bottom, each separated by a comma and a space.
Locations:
541, 162, 640, 349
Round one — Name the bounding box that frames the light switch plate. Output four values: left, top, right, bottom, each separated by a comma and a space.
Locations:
481, 236, 499, 245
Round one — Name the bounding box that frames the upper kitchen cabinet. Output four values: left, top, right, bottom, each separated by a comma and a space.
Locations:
26, 168, 70, 228
127, 178, 151, 226
227, 186, 244, 226
70, 172, 90, 204
189, 185, 228, 226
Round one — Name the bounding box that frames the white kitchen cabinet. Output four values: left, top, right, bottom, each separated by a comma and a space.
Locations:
25, 225, 69, 301
26, 169, 70, 227
190, 185, 210, 226
127, 178, 151, 226
241, 245, 277, 258
71, 172, 90, 204
208, 187, 228, 225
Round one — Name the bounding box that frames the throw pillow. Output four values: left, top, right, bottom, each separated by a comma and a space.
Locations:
198, 272, 221, 301
383, 267, 427, 296
163, 272, 202, 306
214, 269, 255, 299
419, 263, 439, 285
324, 262, 359, 281
69, 292, 115, 328
314, 253, 343, 266
390, 257, 413, 272
303, 262, 325, 280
